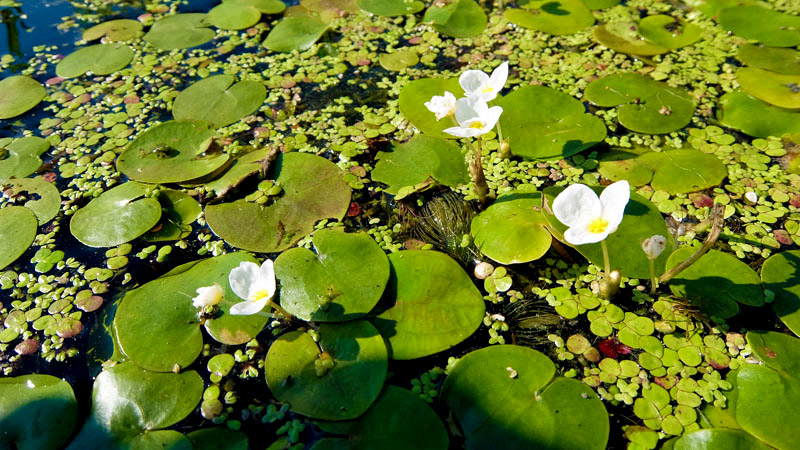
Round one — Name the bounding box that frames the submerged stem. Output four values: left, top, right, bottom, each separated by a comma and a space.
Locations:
466, 137, 489, 206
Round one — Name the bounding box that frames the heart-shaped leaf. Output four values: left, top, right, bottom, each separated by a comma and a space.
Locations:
141, 189, 201, 242
761, 250, 800, 337
187, 428, 249, 450
0, 136, 49, 182
719, 6, 800, 47
82, 19, 143, 41
504, 0, 594, 36
3, 177, 60, 224
0, 76, 46, 120
673, 429, 771, 450
592, 22, 669, 56
204, 148, 268, 197
372, 135, 469, 195
718, 92, 800, 138
173, 75, 266, 127
263, 17, 328, 52
0, 206, 37, 270
737, 44, 800, 75
357, 0, 424, 16
208, 1, 261, 30
398, 77, 465, 139
736, 67, 800, 109
144, 13, 215, 50
638, 15, 702, 49
423, 0, 487, 38
56, 44, 134, 78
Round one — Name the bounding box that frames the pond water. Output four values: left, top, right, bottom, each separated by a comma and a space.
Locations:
1, 0, 800, 449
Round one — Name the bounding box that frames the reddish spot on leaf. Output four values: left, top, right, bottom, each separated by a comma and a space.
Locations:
764, 346, 778, 358
790, 195, 800, 208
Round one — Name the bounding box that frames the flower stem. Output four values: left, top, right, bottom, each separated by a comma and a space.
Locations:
495, 120, 504, 143
649, 259, 657, 295
466, 137, 489, 206
659, 203, 724, 284
600, 240, 611, 280
267, 300, 292, 319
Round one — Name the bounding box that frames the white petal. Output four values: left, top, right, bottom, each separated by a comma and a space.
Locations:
460, 70, 489, 95
599, 180, 630, 233
229, 297, 269, 316
453, 97, 479, 126
228, 261, 259, 301
489, 61, 509, 91
257, 259, 276, 299
552, 184, 601, 229
444, 126, 479, 138
564, 226, 607, 245
192, 283, 223, 307
481, 105, 503, 130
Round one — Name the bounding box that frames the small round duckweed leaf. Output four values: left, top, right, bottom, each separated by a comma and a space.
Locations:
471, 189, 552, 264
206, 153, 351, 253
69, 181, 161, 248
372, 135, 469, 195
173, 75, 266, 127
263, 16, 328, 52
599, 148, 726, 194
422, 0, 487, 38
0, 374, 78, 450
0, 206, 37, 270
504, 0, 594, 36
0, 76, 46, 119
398, 77, 464, 139
208, 2, 261, 30
441, 345, 609, 450
373, 250, 485, 360
593, 22, 670, 56
205, 149, 268, 197
585, 73, 695, 134
761, 251, 800, 337
3, 177, 61, 224
0, 136, 49, 182
142, 189, 201, 242
379, 49, 419, 71
737, 44, 800, 75
265, 321, 388, 421
187, 428, 249, 450
312, 386, 448, 450
666, 248, 764, 319
638, 15, 702, 49
357, 0, 423, 16
718, 92, 800, 138
275, 229, 389, 322
494, 85, 607, 160
673, 429, 771, 450
144, 13, 215, 50
117, 121, 228, 183
55, 43, 133, 78
82, 19, 143, 41
736, 67, 800, 109
719, 6, 800, 47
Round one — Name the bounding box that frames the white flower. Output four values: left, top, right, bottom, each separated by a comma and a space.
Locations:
424, 91, 457, 121
641, 235, 667, 260
192, 283, 223, 308
552, 180, 630, 245
443, 96, 503, 138
228, 259, 276, 315
459, 61, 509, 102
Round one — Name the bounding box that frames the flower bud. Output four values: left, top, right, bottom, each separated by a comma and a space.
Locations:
641, 235, 667, 260
192, 283, 223, 307
598, 270, 621, 299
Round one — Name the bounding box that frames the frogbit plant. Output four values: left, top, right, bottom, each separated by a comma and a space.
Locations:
641, 235, 667, 294
228, 259, 291, 317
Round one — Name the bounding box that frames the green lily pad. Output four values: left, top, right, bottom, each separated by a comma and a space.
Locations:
373, 250, 485, 360
265, 320, 388, 421
0, 374, 78, 450
580, 0, 620, 9
584, 73, 695, 134
718, 92, 800, 138
494, 85, 607, 160
275, 229, 389, 322
3, 177, 61, 224
441, 345, 609, 450
0, 136, 49, 183
592, 22, 670, 56
115, 253, 268, 372
263, 16, 328, 52
69, 181, 161, 248
205, 148, 268, 197
357, 0, 423, 17
422, 0, 487, 38
718, 6, 800, 47
206, 152, 351, 253
68, 363, 202, 447
55, 43, 134, 78
226, 0, 285, 14
761, 251, 800, 337
542, 186, 674, 279
398, 77, 464, 139
208, 2, 261, 30
379, 49, 419, 71
173, 75, 266, 127
666, 248, 764, 319
82, 19, 143, 41
144, 13, 215, 50
673, 429, 770, 450
187, 428, 249, 450
117, 121, 229, 184
372, 135, 469, 195
637, 15, 703, 49
737, 44, 800, 75
736, 67, 800, 109
0, 76, 46, 119
471, 189, 552, 264
504, 0, 594, 36
142, 189, 201, 242
0, 206, 37, 270
312, 386, 448, 450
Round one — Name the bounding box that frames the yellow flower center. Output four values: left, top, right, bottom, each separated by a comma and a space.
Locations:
250, 288, 271, 302
481, 86, 494, 93
588, 217, 609, 234
469, 121, 485, 129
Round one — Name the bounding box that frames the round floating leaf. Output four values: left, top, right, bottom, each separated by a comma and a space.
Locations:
737, 44, 800, 75
0, 76, 46, 119
761, 251, 800, 337
173, 75, 266, 127
373, 250, 485, 360
441, 345, 609, 450
638, 15, 702, 49
205, 148, 268, 197
379, 49, 419, 71
142, 189, 201, 242
208, 2, 261, 30
736, 67, 800, 109
3, 177, 60, 224
597, 148, 658, 187
264, 16, 328, 52
55, 43, 134, 78
666, 248, 764, 319
312, 386, 448, 450
673, 429, 771, 450
0, 374, 77, 450
579, 0, 620, 9
265, 321, 388, 421
494, 85, 607, 160
226, 0, 285, 14
206, 152, 351, 253
117, 121, 228, 184
398, 77, 464, 139
0, 136, 49, 183
187, 428, 249, 450
718, 92, 800, 138
115, 253, 268, 371
584, 73, 695, 134
422, 0, 487, 38
144, 13, 215, 50
357, 0, 423, 16
82, 19, 143, 41
372, 135, 469, 195
504, 0, 594, 36
471, 189, 552, 264
0, 206, 36, 270
542, 186, 674, 279
592, 22, 670, 56
275, 229, 389, 322
69, 181, 161, 248
719, 6, 800, 47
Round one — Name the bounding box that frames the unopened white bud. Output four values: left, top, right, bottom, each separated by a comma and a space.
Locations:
641, 235, 667, 260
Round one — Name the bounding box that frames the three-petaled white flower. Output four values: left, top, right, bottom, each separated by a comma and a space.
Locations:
552, 180, 630, 245
192, 283, 223, 308
424, 91, 457, 121
459, 61, 509, 102
443, 96, 503, 138
228, 259, 276, 315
